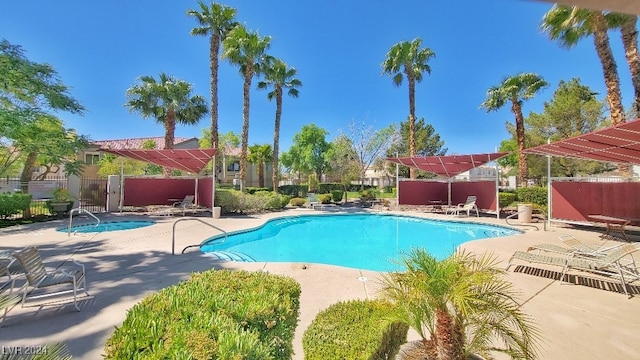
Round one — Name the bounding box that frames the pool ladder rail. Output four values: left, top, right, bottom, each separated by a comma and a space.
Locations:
67, 208, 101, 237
172, 217, 228, 255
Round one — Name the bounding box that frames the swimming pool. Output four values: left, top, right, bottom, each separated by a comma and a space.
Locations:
200, 214, 520, 271
58, 220, 155, 233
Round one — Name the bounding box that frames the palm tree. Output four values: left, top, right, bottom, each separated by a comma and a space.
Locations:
222, 24, 271, 189
541, 5, 625, 125
257, 57, 302, 192
480, 73, 548, 187
125, 73, 207, 174
247, 143, 273, 188
382, 38, 435, 179
187, 1, 237, 152
380, 249, 540, 360
609, 13, 640, 115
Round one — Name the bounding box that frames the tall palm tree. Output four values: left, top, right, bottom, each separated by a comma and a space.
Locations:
125, 73, 207, 174
541, 5, 625, 125
257, 57, 302, 192
380, 249, 540, 360
609, 13, 640, 115
222, 24, 271, 189
382, 38, 435, 179
480, 73, 548, 187
187, 1, 237, 152
247, 143, 273, 188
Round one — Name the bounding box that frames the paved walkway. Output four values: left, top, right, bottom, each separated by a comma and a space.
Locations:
1, 208, 639, 359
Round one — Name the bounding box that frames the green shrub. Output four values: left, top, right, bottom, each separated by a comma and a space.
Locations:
104, 269, 301, 360
246, 187, 271, 194
278, 185, 307, 197
317, 183, 342, 194
215, 189, 289, 214
383, 185, 394, 194
317, 194, 332, 204
289, 197, 306, 207
303, 299, 408, 360
517, 186, 547, 206
499, 192, 517, 208
360, 189, 377, 201
330, 190, 344, 202
0, 193, 32, 219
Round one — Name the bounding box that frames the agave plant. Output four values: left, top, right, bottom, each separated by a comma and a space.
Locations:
379, 249, 541, 360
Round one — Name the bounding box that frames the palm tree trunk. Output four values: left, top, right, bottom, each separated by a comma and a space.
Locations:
258, 160, 264, 187
512, 100, 528, 187
164, 109, 176, 177
621, 16, 640, 116
273, 88, 283, 192
435, 308, 461, 360
407, 72, 417, 180
239, 65, 253, 189
210, 32, 220, 163
592, 12, 625, 125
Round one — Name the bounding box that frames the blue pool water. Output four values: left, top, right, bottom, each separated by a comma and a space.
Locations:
200, 214, 520, 271
58, 220, 155, 233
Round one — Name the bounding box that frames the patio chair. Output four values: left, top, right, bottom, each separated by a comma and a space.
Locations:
170, 195, 196, 216
12, 246, 89, 311
506, 243, 640, 297
445, 195, 479, 217
527, 234, 626, 257
306, 193, 320, 209
1, 256, 21, 323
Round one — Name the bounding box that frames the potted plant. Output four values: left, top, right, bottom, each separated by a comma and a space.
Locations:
46, 187, 74, 217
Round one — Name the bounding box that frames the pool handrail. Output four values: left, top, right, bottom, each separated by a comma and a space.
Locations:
172, 217, 228, 255
68, 208, 101, 237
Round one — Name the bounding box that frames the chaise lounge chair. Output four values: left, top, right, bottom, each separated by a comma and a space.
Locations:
306, 193, 320, 209
1, 255, 21, 323
506, 243, 640, 297
445, 195, 479, 217
170, 195, 196, 216
12, 246, 89, 311
527, 234, 625, 257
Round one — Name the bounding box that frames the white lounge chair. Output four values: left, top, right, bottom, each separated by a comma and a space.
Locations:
445, 195, 479, 217
13, 246, 89, 311
170, 195, 196, 216
526, 234, 625, 257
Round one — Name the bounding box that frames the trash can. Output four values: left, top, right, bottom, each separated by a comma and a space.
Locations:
213, 207, 221, 219
517, 204, 533, 223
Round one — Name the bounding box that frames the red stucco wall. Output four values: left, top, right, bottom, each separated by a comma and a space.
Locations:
398, 180, 497, 210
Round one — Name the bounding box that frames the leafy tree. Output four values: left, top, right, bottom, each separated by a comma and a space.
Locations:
344, 119, 398, 189
480, 73, 548, 187
257, 57, 302, 191
524, 78, 612, 179
325, 135, 360, 200
125, 72, 207, 176
280, 124, 330, 182
187, 1, 237, 151
541, 6, 625, 125
222, 24, 271, 188
386, 117, 447, 178
0, 39, 87, 180
380, 249, 541, 360
247, 143, 272, 188
382, 38, 435, 179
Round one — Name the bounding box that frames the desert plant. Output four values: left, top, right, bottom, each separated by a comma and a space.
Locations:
317, 194, 332, 204
289, 197, 306, 207
380, 249, 541, 360
52, 187, 71, 202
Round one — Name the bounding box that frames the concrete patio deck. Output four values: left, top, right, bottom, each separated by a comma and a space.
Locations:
1, 208, 639, 359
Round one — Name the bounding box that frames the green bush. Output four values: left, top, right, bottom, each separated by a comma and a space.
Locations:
303, 299, 408, 360
215, 189, 289, 214
289, 197, 306, 207
517, 186, 547, 206
317, 183, 342, 194
383, 185, 394, 194
104, 269, 301, 360
317, 194, 332, 204
246, 187, 271, 194
330, 190, 344, 202
278, 185, 307, 197
499, 192, 517, 208
0, 193, 32, 219
360, 189, 377, 201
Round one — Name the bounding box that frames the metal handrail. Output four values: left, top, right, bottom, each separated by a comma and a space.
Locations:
68, 208, 101, 237
172, 217, 227, 255
505, 208, 546, 231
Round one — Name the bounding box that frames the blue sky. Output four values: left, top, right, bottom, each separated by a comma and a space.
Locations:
1, 0, 635, 155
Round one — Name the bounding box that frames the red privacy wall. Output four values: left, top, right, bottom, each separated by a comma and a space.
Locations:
552, 181, 640, 224
398, 180, 497, 211
123, 178, 205, 207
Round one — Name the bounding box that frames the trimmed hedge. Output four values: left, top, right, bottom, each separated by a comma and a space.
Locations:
331, 190, 344, 202
104, 270, 301, 360
516, 186, 547, 206
289, 197, 306, 207
498, 192, 517, 208
0, 193, 32, 219
215, 189, 290, 214
278, 185, 308, 197
317, 194, 332, 204
303, 299, 408, 360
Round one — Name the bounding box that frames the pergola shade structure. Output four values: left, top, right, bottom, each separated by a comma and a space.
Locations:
386, 152, 509, 178
524, 118, 640, 165
99, 148, 217, 174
